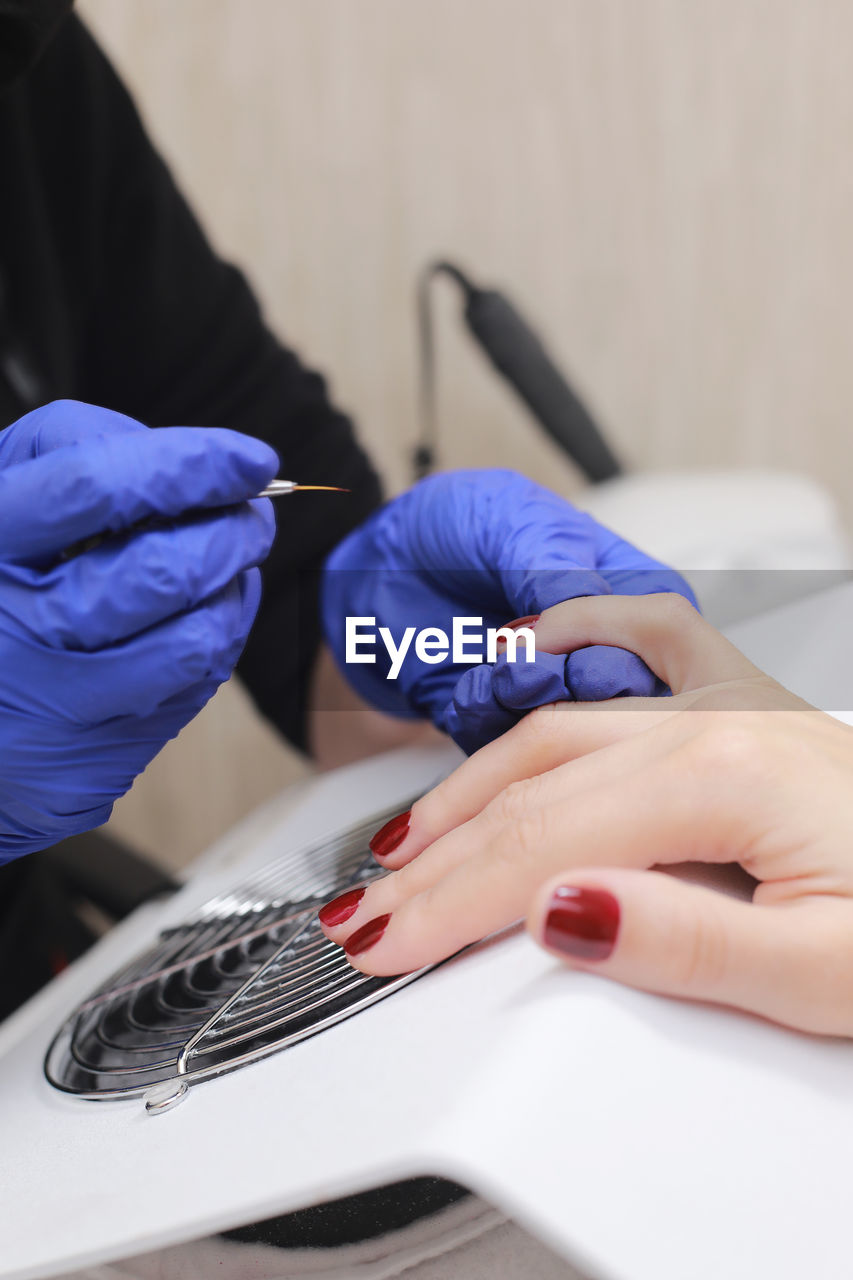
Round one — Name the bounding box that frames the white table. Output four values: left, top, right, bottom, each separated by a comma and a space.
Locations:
2, 584, 853, 1280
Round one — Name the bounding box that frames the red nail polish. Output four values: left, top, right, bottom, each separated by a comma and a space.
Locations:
369, 810, 411, 859
544, 886, 620, 961
318, 887, 365, 928
502, 614, 540, 631
495, 615, 541, 649
344, 913, 391, 957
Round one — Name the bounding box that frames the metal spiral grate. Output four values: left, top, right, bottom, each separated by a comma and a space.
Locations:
45, 804, 427, 1104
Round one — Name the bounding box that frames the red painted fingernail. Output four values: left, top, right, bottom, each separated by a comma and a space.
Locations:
495, 615, 540, 648
344, 913, 391, 957
318, 887, 365, 928
369, 810, 411, 859
503, 614, 540, 631
544, 886, 620, 961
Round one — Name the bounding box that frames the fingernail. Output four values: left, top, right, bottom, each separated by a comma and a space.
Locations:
495, 615, 540, 648
318, 887, 365, 928
369, 811, 411, 859
344, 913, 391, 957
544, 886, 620, 961
503, 615, 540, 631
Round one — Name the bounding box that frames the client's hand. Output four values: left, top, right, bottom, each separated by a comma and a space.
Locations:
319, 593, 853, 1037
321, 469, 694, 753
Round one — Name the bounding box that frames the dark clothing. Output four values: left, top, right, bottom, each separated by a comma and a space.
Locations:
0, 13, 382, 751
0, 17, 469, 1246
0, 0, 72, 92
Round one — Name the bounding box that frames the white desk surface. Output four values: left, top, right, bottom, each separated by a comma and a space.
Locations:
2, 584, 853, 1280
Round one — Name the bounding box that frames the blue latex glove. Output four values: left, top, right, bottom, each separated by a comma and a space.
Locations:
0, 400, 278, 862
322, 469, 697, 754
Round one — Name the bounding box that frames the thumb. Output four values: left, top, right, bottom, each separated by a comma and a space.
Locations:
527, 869, 853, 1037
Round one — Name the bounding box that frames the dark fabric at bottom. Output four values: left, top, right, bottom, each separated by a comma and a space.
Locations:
0, 851, 96, 1022
221, 1177, 472, 1250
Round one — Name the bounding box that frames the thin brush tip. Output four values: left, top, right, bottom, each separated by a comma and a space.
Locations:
257, 481, 350, 497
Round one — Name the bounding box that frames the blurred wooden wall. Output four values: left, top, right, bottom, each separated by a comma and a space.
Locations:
76, 0, 853, 866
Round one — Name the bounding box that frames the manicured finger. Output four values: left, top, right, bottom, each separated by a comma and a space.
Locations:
4, 499, 275, 650
443, 590, 743, 758
0, 424, 278, 562
326, 723, 768, 972
528, 869, 853, 1036
442, 640, 667, 756
373, 697, 680, 869
533, 594, 761, 693
322, 730, 665, 938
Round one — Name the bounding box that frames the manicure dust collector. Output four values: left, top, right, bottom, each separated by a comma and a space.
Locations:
3, 584, 853, 1280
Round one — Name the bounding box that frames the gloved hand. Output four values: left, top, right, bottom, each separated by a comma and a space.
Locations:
0, 399, 278, 862
321, 469, 697, 754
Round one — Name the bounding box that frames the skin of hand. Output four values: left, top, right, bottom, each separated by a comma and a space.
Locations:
321, 468, 695, 754
318, 593, 853, 1037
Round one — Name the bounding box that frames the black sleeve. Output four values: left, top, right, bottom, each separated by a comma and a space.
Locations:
15, 17, 383, 750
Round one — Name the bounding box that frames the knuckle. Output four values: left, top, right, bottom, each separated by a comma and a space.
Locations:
487, 806, 551, 871
649, 590, 696, 623
678, 721, 768, 783
641, 591, 698, 642
409, 791, 451, 847
517, 701, 566, 748
487, 776, 544, 826
512, 808, 552, 866
667, 590, 696, 619
387, 855, 430, 902
672, 906, 730, 991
